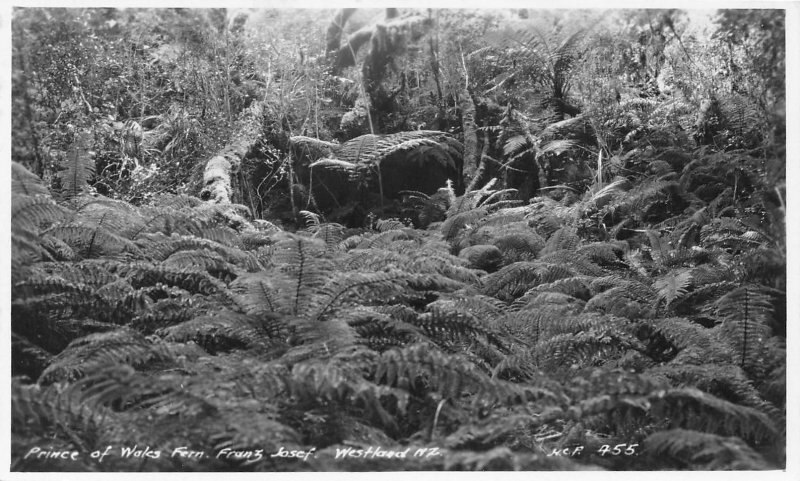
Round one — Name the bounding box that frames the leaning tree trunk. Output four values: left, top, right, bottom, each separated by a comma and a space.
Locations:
199, 102, 265, 204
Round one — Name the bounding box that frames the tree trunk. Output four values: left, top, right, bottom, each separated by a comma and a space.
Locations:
199, 102, 265, 204
460, 88, 479, 188
326, 8, 357, 54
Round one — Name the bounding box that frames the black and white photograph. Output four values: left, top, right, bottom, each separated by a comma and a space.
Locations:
3, 2, 795, 476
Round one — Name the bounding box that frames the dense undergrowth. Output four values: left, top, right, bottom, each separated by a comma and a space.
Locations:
10, 131, 786, 470
10, 7, 786, 473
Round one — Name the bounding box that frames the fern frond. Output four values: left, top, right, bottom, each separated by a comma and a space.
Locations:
715, 285, 774, 373
576, 241, 628, 269
534, 321, 643, 370
352, 228, 421, 249
58, 132, 95, 200
67, 364, 216, 416
117, 262, 226, 295
286, 360, 408, 430
290, 135, 337, 161
309, 270, 412, 321
159, 311, 284, 354
541, 226, 580, 255
271, 234, 332, 315
72, 194, 146, 236
12, 194, 69, 233
39, 328, 173, 384
310, 157, 360, 174
345, 308, 425, 350
336, 133, 381, 164
229, 271, 290, 315
12, 162, 49, 197
538, 139, 577, 157
313, 223, 347, 250
458, 244, 503, 271
650, 363, 781, 419
584, 283, 657, 319
519, 275, 592, 301
281, 317, 359, 363
492, 231, 545, 263
637, 317, 733, 365
376, 344, 557, 407
441, 206, 490, 242
538, 250, 605, 276
644, 429, 772, 469
131, 297, 197, 333
503, 134, 532, 157
137, 233, 261, 271
654, 270, 693, 306
412, 306, 507, 351
45, 224, 141, 259
649, 388, 778, 443
12, 333, 54, 379
484, 261, 576, 301
36, 260, 120, 287
163, 248, 240, 281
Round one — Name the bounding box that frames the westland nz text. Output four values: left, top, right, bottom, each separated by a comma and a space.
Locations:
334, 446, 442, 459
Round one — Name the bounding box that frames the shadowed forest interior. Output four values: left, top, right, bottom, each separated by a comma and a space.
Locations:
10, 7, 787, 472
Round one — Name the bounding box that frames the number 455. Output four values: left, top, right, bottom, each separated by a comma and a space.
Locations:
597, 444, 638, 456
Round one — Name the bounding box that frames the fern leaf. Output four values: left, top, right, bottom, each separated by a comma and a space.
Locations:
537, 139, 577, 157
12, 194, 69, 233
39, 328, 173, 384
45, 224, 140, 259
290, 135, 337, 161
67, 364, 216, 416
309, 270, 412, 321
644, 429, 772, 469
649, 387, 778, 443
230, 272, 289, 315
654, 270, 693, 305
58, 132, 95, 200
12, 162, 49, 197
271, 234, 331, 315
715, 285, 774, 373
159, 310, 284, 354
542, 226, 580, 255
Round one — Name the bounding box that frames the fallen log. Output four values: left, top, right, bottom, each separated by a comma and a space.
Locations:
199, 102, 265, 205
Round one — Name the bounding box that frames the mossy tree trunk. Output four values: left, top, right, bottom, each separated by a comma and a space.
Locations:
199, 102, 265, 204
